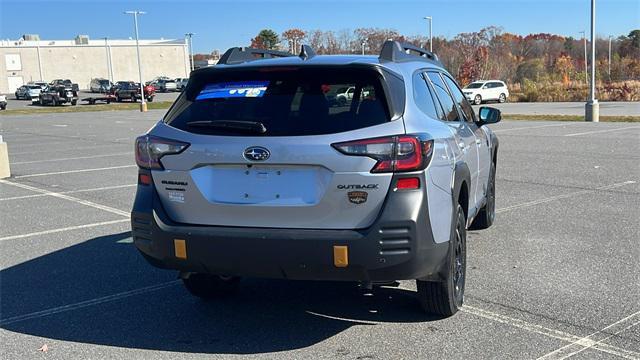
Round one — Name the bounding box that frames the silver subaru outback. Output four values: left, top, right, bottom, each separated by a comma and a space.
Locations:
132, 41, 501, 316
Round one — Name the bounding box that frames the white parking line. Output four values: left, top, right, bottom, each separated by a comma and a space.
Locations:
537, 311, 640, 360
564, 126, 640, 137
0, 219, 129, 242
463, 306, 640, 360
0, 280, 180, 326
497, 180, 636, 214
13, 164, 136, 178
0, 179, 129, 217
0, 184, 136, 201
11, 152, 131, 165
9, 143, 131, 156
493, 122, 579, 133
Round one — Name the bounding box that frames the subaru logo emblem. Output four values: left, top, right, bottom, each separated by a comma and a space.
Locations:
243, 146, 270, 161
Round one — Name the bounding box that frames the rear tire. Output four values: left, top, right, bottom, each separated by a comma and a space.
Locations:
182, 273, 240, 299
147, 96, 154, 102
416, 204, 466, 317
499, 93, 506, 103
474, 95, 482, 105
470, 163, 496, 230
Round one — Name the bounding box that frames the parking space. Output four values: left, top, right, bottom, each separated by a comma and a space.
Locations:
0, 111, 638, 359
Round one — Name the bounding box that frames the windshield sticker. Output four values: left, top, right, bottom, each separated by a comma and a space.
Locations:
196, 81, 269, 100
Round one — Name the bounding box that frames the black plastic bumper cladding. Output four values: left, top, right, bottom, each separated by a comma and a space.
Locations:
131, 173, 448, 282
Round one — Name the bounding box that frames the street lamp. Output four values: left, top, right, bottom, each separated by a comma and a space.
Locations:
585, 0, 599, 122
579, 30, 587, 85
361, 39, 367, 55
423, 16, 433, 52
608, 35, 612, 78
124, 10, 147, 112
185, 32, 195, 72
103, 37, 113, 82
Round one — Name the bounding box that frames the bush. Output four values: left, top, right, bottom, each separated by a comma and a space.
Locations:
511, 80, 639, 102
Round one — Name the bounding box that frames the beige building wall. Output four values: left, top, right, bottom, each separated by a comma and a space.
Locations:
0, 39, 190, 93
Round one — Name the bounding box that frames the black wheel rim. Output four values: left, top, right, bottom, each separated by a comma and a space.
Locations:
453, 214, 466, 304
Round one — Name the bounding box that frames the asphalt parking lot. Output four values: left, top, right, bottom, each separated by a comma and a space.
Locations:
4, 90, 180, 109
0, 111, 639, 359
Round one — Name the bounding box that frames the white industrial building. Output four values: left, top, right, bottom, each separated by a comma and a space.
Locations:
0, 35, 190, 93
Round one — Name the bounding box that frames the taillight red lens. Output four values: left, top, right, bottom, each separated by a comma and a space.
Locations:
396, 177, 420, 190
332, 135, 433, 173
135, 135, 190, 170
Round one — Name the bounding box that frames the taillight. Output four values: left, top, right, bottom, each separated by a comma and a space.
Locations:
332, 135, 433, 173
135, 135, 190, 170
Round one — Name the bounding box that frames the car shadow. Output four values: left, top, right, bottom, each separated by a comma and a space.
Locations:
1, 231, 441, 354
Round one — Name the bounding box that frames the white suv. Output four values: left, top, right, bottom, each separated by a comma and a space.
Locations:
463, 80, 509, 105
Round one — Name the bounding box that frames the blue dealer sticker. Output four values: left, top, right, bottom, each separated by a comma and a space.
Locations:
195, 81, 270, 100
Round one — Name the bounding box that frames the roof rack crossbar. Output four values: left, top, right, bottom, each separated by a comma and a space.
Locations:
218, 47, 295, 65
378, 40, 442, 65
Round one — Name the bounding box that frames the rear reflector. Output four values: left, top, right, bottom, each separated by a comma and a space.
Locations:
395, 177, 420, 190
138, 173, 152, 186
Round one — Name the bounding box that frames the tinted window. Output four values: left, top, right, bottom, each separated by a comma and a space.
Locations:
413, 73, 439, 119
490, 82, 504, 88
165, 67, 391, 136
426, 72, 458, 122
442, 75, 476, 123
465, 82, 483, 89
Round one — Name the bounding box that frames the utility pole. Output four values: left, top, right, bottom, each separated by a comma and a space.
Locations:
579, 30, 587, 85
185, 32, 195, 72
124, 10, 147, 112
585, 0, 599, 122
424, 16, 433, 52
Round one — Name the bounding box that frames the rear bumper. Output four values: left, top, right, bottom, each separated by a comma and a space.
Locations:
131, 173, 449, 282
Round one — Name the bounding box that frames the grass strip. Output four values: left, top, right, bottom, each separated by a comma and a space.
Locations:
502, 114, 640, 122
0, 101, 173, 115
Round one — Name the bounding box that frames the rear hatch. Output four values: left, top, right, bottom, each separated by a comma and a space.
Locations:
148, 65, 405, 229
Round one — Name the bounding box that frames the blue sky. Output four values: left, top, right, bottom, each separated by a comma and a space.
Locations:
0, 0, 638, 53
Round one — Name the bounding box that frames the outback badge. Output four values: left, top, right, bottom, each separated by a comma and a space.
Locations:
348, 191, 368, 204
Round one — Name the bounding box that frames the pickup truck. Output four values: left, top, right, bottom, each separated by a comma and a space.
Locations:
37, 85, 78, 106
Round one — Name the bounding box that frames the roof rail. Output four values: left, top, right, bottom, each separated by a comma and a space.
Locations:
379, 40, 442, 66
217, 47, 294, 65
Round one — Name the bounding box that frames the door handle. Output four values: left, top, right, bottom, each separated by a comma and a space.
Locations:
475, 139, 482, 145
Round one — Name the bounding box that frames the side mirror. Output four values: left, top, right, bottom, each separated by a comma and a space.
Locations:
477, 106, 501, 126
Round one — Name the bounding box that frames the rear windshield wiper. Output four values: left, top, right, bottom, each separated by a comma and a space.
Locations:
185, 120, 267, 134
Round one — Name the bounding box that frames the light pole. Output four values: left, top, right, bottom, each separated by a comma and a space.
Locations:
585, 0, 599, 122
361, 39, 367, 55
124, 10, 147, 112
423, 16, 433, 52
608, 35, 612, 79
579, 30, 587, 85
103, 37, 113, 82
185, 32, 195, 72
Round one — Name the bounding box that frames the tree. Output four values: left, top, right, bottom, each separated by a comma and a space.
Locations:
282, 28, 306, 53
250, 29, 280, 50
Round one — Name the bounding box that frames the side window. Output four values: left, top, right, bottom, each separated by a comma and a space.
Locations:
412, 72, 439, 120
426, 72, 458, 122
442, 75, 476, 123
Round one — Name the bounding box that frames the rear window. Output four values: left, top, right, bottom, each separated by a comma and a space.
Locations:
164, 67, 391, 136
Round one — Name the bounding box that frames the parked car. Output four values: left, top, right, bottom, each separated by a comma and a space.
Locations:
131, 42, 502, 317
175, 78, 189, 90
28, 81, 48, 89
15, 84, 43, 100
0, 94, 6, 110
146, 76, 171, 86
463, 80, 509, 105
334, 86, 370, 106
38, 85, 78, 106
113, 81, 155, 102
90, 78, 113, 93
154, 79, 178, 92
50, 79, 80, 92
